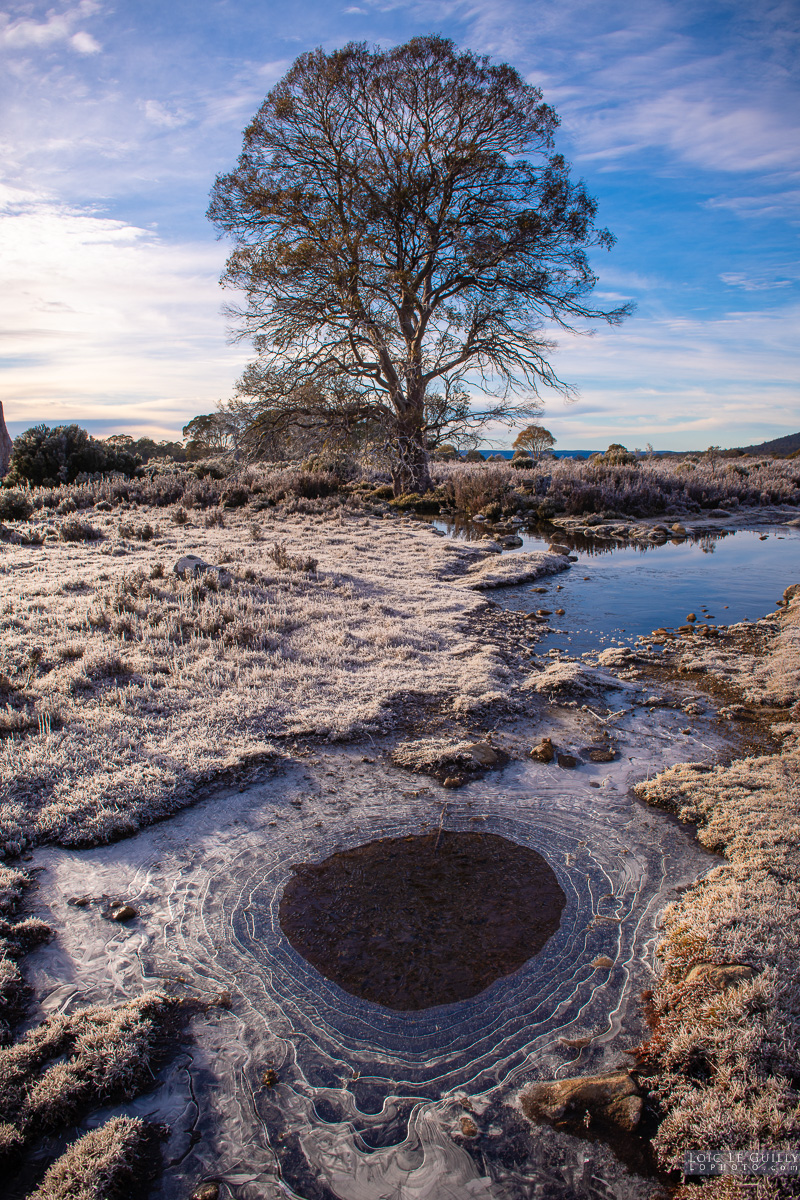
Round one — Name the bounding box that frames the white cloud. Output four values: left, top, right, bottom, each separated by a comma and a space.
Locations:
0, 193, 247, 435
0, 3, 101, 55
70, 30, 100, 54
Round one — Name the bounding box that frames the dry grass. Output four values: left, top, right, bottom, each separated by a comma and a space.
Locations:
634, 600, 800, 1195
0, 505, 520, 858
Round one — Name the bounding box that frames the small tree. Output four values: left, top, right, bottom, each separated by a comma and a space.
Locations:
208, 36, 629, 494
512, 423, 556, 463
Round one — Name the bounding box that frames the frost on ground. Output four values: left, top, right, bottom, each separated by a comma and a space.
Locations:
459, 549, 570, 589
634, 597, 800, 1197
0, 506, 530, 858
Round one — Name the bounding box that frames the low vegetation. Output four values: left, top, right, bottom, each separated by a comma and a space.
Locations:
634, 599, 800, 1196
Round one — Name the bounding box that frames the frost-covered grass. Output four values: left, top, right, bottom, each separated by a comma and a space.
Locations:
0, 992, 176, 1137
29, 1116, 153, 1200
0, 503, 525, 857
634, 600, 800, 1197
432, 454, 800, 517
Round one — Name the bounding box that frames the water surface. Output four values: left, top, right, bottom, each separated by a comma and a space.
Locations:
434, 520, 800, 655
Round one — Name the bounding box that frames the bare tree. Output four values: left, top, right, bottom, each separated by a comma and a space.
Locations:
208, 36, 630, 493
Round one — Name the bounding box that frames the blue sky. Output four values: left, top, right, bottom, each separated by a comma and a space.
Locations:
1, 0, 798, 450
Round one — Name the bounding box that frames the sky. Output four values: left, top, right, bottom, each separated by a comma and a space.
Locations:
1, 0, 798, 451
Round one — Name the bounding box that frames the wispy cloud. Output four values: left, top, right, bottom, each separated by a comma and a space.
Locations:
0, 1, 102, 54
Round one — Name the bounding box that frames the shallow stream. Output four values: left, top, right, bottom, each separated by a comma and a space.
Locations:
432, 519, 800, 656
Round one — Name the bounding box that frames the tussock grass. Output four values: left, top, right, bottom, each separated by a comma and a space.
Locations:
634, 601, 800, 1195
0, 992, 178, 1172
29, 1116, 153, 1200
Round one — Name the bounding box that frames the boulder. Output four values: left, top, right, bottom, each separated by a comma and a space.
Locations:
521, 1071, 642, 1134
782, 583, 800, 605
557, 753, 578, 769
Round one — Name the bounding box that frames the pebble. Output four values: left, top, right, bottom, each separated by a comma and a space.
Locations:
557, 753, 578, 770
190, 1185, 220, 1200
460, 1116, 479, 1138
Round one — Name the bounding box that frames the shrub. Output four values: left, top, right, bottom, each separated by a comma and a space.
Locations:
58, 519, 101, 543
0, 490, 33, 521
8, 425, 141, 487
267, 542, 318, 573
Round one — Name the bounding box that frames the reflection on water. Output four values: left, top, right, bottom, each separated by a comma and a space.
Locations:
432, 518, 800, 655
279, 832, 565, 1010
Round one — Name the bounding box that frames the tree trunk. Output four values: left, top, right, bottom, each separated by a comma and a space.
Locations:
389, 404, 431, 496
0, 403, 12, 479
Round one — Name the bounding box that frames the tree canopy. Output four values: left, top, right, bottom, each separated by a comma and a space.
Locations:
513, 423, 556, 462
7, 425, 142, 487
208, 35, 630, 492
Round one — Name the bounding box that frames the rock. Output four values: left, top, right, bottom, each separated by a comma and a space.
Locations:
0, 402, 12, 478
460, 1115, 479, 1138
592, 956, 614, 969
684, 962, 756, 989
190, 1185, 220, 1200
108, 904, 138, 922
498, 534, 524, 548
709, 509, 730, 518
261, 1067, 279, 1087
531, 586, 549, 593
67, 896, 91, 907
521, 1071, 642, 1134
686, 613, 696, 622
174, 554, 210, 576
529, 738, 555, 763
555, 607, 565, 615
784, 518, 800, 528
548, 545, 571, 555
443, 775, 467, 788
782, 583, 800, 605
463, 742, 500, 766
596, 646, 636, 667
583, 746, 616, 763
557, 753, 578, 769
671, 523, 687, 535
535, 609, 552, 617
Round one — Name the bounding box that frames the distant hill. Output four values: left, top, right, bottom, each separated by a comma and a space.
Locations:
735, 431, 800, 456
